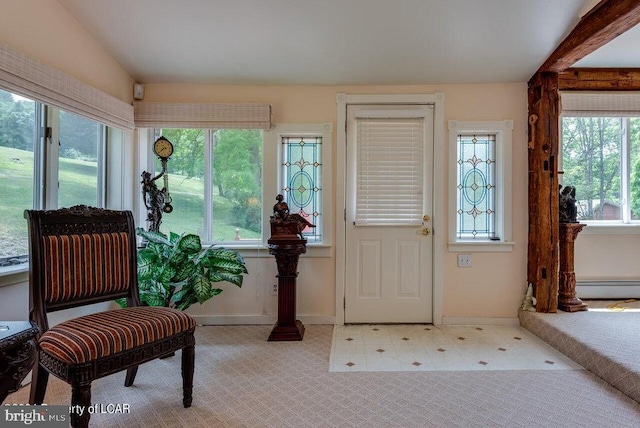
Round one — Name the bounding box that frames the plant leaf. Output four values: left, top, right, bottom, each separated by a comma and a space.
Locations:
137, 251, 157, 280
159, 265, 177, 283
178, 234, 202, 255
175, 294, 198, 311
173, 261, 197, 282
140, 290, 166, 307
169, 231, 181, 244
136, 228, 171, 245
208, 270, 244, 287
192, 274, 214, 303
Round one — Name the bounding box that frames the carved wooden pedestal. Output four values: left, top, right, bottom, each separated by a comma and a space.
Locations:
1, 321, 39, 403
268, 240, 306, 341
558, 222, 588, 312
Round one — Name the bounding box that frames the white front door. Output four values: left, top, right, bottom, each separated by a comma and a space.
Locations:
344, 104, 434, 323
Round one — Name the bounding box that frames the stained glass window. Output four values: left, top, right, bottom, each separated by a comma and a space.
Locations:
281, 136, 322, 241
456, 134, 496, 239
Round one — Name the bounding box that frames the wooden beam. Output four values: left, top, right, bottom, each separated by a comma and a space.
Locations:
559, 68, 640, 90
538, 0, 640, 73
528, 72, 560, 313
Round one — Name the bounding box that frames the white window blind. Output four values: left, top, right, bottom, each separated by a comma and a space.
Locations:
134, 102, 271, 129
355, 117, 424, 226
561, 91, 640, 117
0, 44, 134, 131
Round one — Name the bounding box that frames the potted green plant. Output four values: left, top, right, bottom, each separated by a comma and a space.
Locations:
117, 228, 247, 310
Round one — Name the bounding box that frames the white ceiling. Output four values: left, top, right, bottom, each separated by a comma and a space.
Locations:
58, 0, 640, 86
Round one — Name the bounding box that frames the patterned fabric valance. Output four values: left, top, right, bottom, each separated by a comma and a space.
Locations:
0, 44, 134, 131
134, 101, 272, 129
561, 91, 640, 117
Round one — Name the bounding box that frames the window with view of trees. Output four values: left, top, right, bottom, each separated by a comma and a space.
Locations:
58, 111, 103, 208
561, 117, 640, 222
0, 88, 106, 265
0, 90, 36, 261
153, 128, 262, 243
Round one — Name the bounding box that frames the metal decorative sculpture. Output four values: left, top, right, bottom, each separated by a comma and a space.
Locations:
141, 170, 166, 233
142, 137, 175, 232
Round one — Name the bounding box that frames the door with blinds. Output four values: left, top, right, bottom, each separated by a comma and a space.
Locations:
345, 104, 434, 323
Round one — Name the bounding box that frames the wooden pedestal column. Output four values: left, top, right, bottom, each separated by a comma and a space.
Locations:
267, 194, 315, 341
558, 222, 588, 312
268, 240, 306, 341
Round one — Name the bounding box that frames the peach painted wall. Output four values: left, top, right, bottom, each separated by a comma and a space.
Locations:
143, 83, 529, 322
0, 0, 134, 102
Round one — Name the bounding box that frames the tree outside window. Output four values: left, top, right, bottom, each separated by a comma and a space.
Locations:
561, 117, 640, 221
154, 128, 262, 242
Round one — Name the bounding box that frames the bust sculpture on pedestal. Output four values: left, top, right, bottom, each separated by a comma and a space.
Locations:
267, 195, 315, 341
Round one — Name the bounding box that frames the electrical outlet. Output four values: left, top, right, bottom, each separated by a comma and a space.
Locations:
271, 284, 278, 296
457, 254, 472, 268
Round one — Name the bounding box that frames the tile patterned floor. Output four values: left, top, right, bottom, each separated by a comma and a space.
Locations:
330, 324, 584, 372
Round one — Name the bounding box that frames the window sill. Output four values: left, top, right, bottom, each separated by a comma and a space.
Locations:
0, 265, 28, 288
214, 244, 333, 258
579, 223, 640, 235
448, 241, 515, 253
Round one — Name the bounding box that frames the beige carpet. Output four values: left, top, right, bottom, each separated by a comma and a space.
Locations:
520, 300, 640, 405
6, 325, 640, 427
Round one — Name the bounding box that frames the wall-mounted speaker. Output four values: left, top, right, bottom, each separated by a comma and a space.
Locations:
133, 83, 144, 100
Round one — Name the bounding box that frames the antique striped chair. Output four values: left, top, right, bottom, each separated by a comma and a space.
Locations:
25, 206, 196, 428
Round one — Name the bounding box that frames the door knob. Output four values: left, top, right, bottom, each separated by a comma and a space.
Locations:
422, 228, 431, 236
423, 214, 431, 222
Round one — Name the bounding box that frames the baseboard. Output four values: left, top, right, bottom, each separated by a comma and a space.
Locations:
441, 317, 519, 326
193, 314, 335, 325
576, 280, 640, 299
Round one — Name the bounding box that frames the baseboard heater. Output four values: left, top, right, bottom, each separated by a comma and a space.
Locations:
576, 280, 640, 299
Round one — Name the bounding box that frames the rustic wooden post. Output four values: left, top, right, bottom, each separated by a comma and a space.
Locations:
527, 72, 560, 313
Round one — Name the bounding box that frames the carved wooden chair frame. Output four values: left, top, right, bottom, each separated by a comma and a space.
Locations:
25, 206, 195, 428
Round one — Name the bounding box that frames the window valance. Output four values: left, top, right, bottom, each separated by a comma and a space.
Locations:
134, 102, 272, 129
0, 44, 134, 131
561, 91, 640, 117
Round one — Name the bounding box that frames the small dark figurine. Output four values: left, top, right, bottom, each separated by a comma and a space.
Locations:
271, 194, 315, 237
559, 185, 578, 223
273, 194, 290, 220
142, 170, 165, 232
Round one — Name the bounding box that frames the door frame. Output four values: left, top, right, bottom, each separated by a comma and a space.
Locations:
335, 93, 445, 325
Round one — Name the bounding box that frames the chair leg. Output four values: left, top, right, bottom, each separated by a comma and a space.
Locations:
181, 344, 195, 408
28, 363, 49, 405
124, 366, 139, 387
70, 381, 91, 428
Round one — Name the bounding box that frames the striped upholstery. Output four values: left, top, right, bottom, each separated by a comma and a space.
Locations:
41, 233, 132, 305
39, 307, 196, 364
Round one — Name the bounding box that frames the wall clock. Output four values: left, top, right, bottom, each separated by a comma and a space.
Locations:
153, 136, 174, 159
